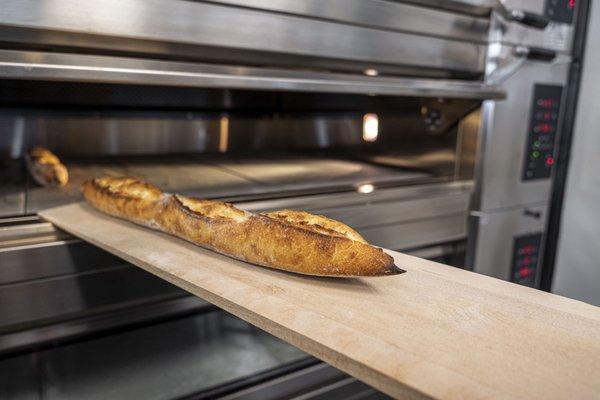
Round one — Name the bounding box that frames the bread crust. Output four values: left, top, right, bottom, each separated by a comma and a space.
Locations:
25, 147, 69, 187
83, 177, 399, 277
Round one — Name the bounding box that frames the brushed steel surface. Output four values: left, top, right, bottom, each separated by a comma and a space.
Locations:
0, 240, 123, 285
211, 157, 430, 195
0, 0, 486, 76
0, 220, 70, 249
0, 296, 209, 356
496, 0, 575, 53
211, 0, 489, 42
476, 59, 569, 211
0, 103, 471, 157
299, 192, 470, 230
0, 266, 184, 334
3, 311, 309, 400
360, 213, 467, 251
46, 317, 306, 400
397, 0, 495, 16
238, 181, 473, 214
237, 181, 471, 250
470, 204, 547, 284
0, 50, 502, 98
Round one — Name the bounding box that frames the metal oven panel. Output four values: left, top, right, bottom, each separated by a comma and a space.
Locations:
470, 204, 547, 285
495, 0, 575, 53
210, 0, 490, 42
521, 84, 562, 181
476, 60, 569, 211
238, 183, 472, 253
361, 214, 467, 252
0, 0, 487, 78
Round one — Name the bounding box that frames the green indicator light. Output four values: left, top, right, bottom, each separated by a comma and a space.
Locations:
532, 151, 540, 158
534, 141, 541, 148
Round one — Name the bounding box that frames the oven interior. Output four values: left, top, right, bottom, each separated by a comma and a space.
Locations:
0, 81, 482, 398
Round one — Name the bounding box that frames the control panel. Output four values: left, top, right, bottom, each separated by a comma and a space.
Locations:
544, 0, 576, 24
511, 233, 542, 287
522, 84, 563, 181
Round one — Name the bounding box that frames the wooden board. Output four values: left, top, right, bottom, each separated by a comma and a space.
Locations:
40, 202, 600, 400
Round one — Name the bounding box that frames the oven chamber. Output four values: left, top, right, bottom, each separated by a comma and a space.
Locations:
0, 1, 514, 398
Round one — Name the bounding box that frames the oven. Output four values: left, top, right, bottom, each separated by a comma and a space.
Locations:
467, 0, 580, 287
0, 1, 517, 398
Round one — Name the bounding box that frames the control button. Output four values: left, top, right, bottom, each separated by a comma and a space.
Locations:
523, 84, 562, 181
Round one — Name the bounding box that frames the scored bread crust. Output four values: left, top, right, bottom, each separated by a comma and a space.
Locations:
82, 177, 399, 277
25, 147, 69, 187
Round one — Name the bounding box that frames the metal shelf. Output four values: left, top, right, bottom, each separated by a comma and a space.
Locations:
0, 50, 505, 99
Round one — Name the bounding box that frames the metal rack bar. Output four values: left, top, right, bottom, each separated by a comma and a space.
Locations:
0, 50, 505, 99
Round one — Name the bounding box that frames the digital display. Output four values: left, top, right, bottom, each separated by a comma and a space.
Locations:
511, 233, 542, 287
544, 0, 575, 24
522, 84, 563, 181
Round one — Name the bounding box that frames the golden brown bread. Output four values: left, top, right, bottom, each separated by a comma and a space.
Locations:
82, 176, 400, 277
25, 147, 69, 187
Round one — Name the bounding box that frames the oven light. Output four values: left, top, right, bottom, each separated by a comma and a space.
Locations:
364, 68, 379, 77
362, 113, 379, 142
357, 183, 374, 194
219, 116, 229, 153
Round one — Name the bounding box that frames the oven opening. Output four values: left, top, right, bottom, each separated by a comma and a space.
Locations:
0, 82, 481, 399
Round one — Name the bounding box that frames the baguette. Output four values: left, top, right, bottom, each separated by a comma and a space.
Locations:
25, 147, 69, 187
82, 176, 400, 277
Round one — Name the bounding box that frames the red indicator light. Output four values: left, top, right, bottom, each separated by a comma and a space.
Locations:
522, 245, 536, 255
546, 157, 555, 166
569, 0, 576, 9
537, 99, 554, 108
519, 268, 531, 278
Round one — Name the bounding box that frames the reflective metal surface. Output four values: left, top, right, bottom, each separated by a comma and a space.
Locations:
0, 50, 503, 98
211, 0, 489, 42
0, 296, 209, 356
221, 362, 391, 400
0, 311, 310, 400
0, 0, 487, 77
0, 255, 184, 334
239, 182, 472, 252
0, 217, 70, 249
396, 0, 495, 17
475, 56, 569, 211
467, 0, 577, 280
470, 204, 547, 284
495, 0, 575, 53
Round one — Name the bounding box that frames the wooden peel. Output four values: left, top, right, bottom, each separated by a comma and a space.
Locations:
40, 202, 600, 400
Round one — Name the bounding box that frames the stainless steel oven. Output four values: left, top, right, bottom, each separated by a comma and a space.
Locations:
468, 0, 580, 288
0, 1, 526, 398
